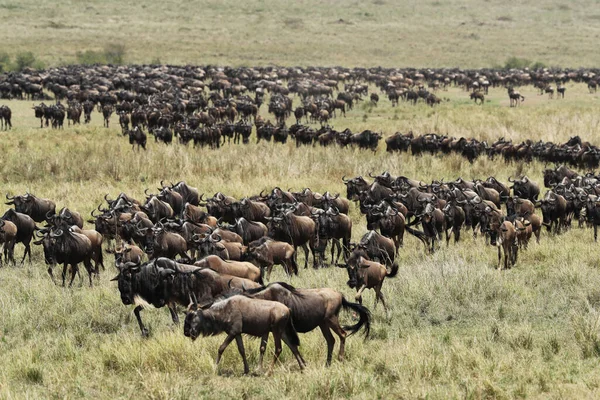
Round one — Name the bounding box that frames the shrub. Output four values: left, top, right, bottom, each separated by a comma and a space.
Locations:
14, 51, 37, 71
0, 52, 10, 73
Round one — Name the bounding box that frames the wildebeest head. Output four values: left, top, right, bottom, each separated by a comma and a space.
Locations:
342, 176, 369, 201
111, 262, 142, 305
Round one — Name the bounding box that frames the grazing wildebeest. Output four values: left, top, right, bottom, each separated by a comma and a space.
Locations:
470, 91, 484, 105
242, 282, 370, 366
184, 295, 306, 374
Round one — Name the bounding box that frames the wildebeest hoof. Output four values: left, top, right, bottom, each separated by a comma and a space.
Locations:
141, 328, 150, 338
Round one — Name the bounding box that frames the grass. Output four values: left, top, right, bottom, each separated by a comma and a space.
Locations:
1, 0, 600, 68
1, 83, 600, 398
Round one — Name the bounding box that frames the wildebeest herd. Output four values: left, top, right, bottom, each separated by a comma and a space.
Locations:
2, 161, 600, 373
0, 64, 597, 148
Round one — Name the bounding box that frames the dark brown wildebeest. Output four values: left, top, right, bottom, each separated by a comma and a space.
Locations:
142, 196, 174, 223
365, 204, 404, 252
108, 244, 144, 265
508, 87, 525, 107
70, 225, 104, 274
191, 233, 245, 261
118, 111, 130, 133
113, 258, 260, 336
5, 192, 56, 223
539, 191, 568, 234
128, 126, 147, 151
0, 105, 12, 130
219, 218, 267, 246
314, 206, 353, 265
140, 224, 188, 260
509, 176, 540, 202
342, 176, 370, 201
556, 84, 566, 99
248, 237, 298, 279
42, 228, 95, 286
485, 208, 518, 270
442, 200, 465, 245
267, 211, 317, 269
1, 209, 35, 265
343, 250, 398, 318
242, 282, 370, 366
153, 187, 184, 216
470, 91, 484, 105
184, 295, 306, 375
233, 197, 271, 224
370, 93, 379, 105
102, 104, 113, 128
182, 203, 217, 227
165, 181, 200, 206
0, 219, 17, 266
67, 103, 82, 126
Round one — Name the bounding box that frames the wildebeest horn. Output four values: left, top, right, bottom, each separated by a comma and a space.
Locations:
368, 172, 376, 178
210, 233, 222, 242
144, 188, 151, 196
341, 175, 349, 183
50, 229, 63, 237
5, 193, 13, 200
160, 179, 166, 188
508, 176, 515, 183
104, 193, 112, 202
46, 210, 54, 219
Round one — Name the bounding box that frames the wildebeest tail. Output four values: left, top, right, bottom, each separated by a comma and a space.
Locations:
341, 297, 371, 338
405, 226, 428, 246
284, 316, 301, 347
387, 262, 399, 278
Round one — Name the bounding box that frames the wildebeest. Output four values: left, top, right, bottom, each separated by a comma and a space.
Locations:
113, 257, 260, 336
5, 192, 56, 223
242, 282, 371, 365
37, 228, 95, 286
184, 295, 306, 374
0, 219, 17, 266
1, 209, 35, 265
509, 176, 540, 202
248, 238, 298, 279
343, 250, 399, 318
470, 91, 484, 105
128, 126, 147, 150
194, 254, 262, 283
267, 211, 317, 269
0, 105, 12, 130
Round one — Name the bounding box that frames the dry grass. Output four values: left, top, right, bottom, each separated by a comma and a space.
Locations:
1, 0, 600, 68
1, 83, 600, 397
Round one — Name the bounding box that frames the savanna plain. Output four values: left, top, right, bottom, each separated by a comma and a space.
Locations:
2, 0, 600, 399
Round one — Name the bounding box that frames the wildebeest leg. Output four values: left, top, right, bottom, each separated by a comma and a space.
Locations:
69, 263, 78, 287
216, 333, 236, 366
234, 334, 250, 375
62, 263, 68, 286
84, 259, 94, 287
377, 288, 389, 319
258, 334, 269, 371
319, 324, 335, 366
328, 316, 347, 362
269, 330, 283, 373
300, 244, 310, 269
497, 245, 502, 270
133, 305, 149, 337
355, 284, 366, 305
47, 265, 57, 284
168, 303, 179, 324
281, 332, 306, 370
595, 224, 598, 242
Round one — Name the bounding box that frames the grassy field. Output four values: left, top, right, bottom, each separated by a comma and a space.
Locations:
2, 0, 600, 68
1, 83, 600, 399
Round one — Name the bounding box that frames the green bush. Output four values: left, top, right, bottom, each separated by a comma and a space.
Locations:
103, 43, 126, 65
14, 51, 36, 71
75, 44, 127, 65
504, 56, 531, 70
503, 56, 546, 70
0, 52, 10, 72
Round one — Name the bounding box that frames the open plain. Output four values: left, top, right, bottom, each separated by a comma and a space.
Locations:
2, 1, 600, 399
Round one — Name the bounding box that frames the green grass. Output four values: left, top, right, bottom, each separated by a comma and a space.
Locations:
1, 83, 600, 398
1, 0, 600, 68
